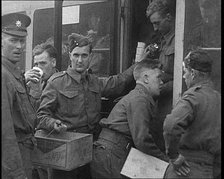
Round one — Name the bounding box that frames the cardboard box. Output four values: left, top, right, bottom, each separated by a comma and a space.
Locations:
121, 147, 169, 178
31, 130, 93, 171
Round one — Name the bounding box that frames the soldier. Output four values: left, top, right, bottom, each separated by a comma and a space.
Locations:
91, 58, 169, 178
145, 0, 176, 151
25, 43, 58, 111
163, 49, 221, 178
24, 43, 58, 179
2, 12, 37, 179
37, 33, 136, 179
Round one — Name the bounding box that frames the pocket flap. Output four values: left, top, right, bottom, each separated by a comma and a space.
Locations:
89, 86, 100, 93
164, 46, 174, 55
16, 85, 26, 93
58, 90, 78, 98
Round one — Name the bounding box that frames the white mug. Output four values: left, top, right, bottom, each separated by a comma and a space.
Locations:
32, 67, 43, 81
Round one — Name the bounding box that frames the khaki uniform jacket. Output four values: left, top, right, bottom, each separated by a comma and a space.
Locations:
100, 83, 168, 161
37, 65, 135, 133
2, 57, 37, 178
163, 80, 221, 159
159, 29, 175, 94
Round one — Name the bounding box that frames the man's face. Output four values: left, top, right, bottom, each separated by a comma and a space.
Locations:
69, 45, 91, 73
150, 11, 171, 35
2, 33, 26, 63
183, 62, 193, 89
146, 68, 163, 96
34, 51, 56, 81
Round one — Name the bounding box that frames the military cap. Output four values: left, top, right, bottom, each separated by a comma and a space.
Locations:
68, 33, 92, 52
2, 13, 31, 37
184, 49, 213, 72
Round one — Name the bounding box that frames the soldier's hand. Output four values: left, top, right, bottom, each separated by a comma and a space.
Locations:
143, 43, 159, 59
138, 49, 150, 62
24, 68, 42, 83
54, 120, 67, 133
170, 154, 190, 176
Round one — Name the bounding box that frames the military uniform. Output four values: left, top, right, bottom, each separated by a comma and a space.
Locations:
37, 65, 134, 134
163, 80, 221, 178
155, 29, 175, 152
28, 68, 58, 112
28, 68, 58, 179
159, 30, 175, 85
91, 83, 168, 178
2, 13, 37, 179
36, 63, 134, 179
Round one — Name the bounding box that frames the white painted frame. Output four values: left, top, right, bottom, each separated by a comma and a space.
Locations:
173, 0, 185, 106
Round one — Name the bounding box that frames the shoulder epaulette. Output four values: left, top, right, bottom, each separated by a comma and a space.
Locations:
49, 71, 66, 82
183, 85, 202, 98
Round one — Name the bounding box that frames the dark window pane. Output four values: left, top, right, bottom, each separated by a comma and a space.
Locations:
33, 1, 114, 76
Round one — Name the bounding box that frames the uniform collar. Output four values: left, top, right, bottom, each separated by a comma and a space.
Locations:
135, 82, 156, 107
162, 29, 175, 45
192, 79, 214, 88
66, 66, 89, 83
2, 56, 22, 79
43, 68, 58, 82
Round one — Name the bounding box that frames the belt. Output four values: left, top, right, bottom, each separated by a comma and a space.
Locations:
97, 128, 134, 151
180, 150, 214, 165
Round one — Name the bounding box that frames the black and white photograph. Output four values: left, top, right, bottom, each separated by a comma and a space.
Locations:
2, 0, 221, 178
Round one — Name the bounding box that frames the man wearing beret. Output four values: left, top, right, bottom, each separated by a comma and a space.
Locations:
37, 33, 136, 179
163, 49, 221, 178
2, 13, 37, 179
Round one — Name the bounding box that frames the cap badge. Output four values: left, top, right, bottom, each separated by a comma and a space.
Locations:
16, 20, 22, 27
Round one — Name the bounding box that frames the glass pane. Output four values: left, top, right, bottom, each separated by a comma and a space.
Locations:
33, 1, 113, 76
33, 8, 54, 48
184, 0, 221, 50
184, 0, 221, 92
62, 1, 112, 76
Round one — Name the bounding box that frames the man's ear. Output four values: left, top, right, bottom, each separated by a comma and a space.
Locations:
52, 58, 56, 67
166, 13, 172, 21
191, 69, 196, 79
143, 73, 149, 84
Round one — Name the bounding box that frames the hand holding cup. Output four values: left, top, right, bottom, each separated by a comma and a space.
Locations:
25, 67, 43, 84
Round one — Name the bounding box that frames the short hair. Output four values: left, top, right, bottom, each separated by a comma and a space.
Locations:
133, 58, 162, 80
146, 0, 176, 18
33, 43, 57, 59
184, 49, 212, 73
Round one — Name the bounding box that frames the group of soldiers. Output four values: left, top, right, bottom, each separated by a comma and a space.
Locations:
2, 0, 221, 179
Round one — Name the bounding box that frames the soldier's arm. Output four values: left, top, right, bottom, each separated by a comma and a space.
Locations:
100, 64, 136, 98
127, 96, 168, 161
37, 81, 58, 131
27, 83, 42, 112
163, 93, 197, 159
2, 75, 27, 178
